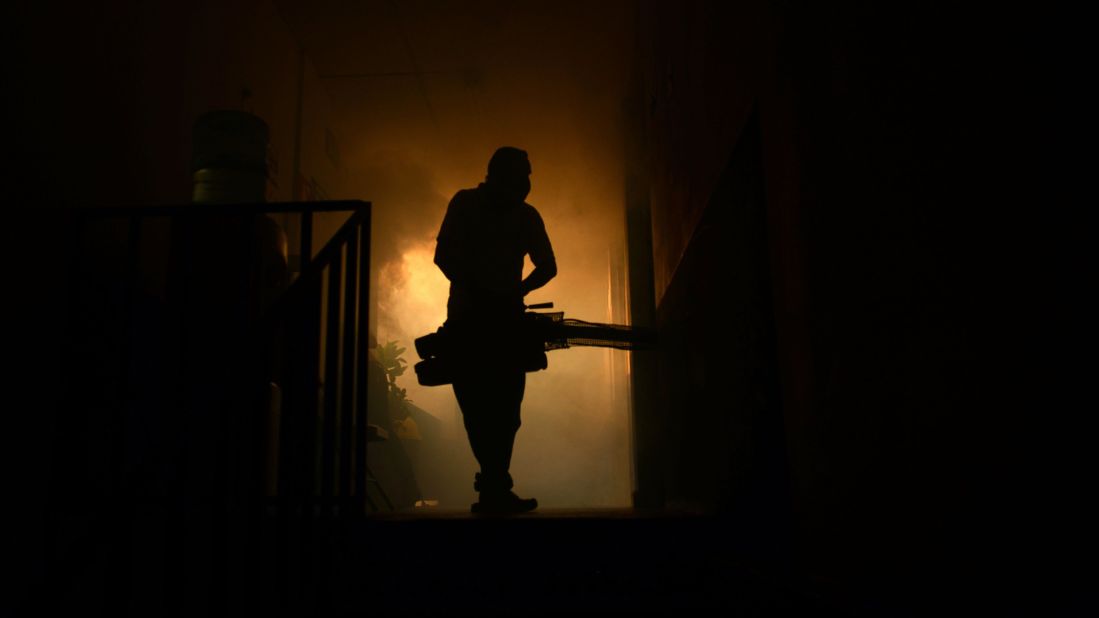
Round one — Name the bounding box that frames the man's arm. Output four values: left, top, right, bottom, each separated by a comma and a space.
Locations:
521, 208, 557, 297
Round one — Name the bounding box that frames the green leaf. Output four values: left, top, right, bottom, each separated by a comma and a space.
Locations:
375, 339, 410, 393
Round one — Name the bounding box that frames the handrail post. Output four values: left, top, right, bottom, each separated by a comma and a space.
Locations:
354, 217, 371, 512
301, 210, 313, 272
321, 253, 343, 506
104, 214, 142, 613
340, 230, 358, 505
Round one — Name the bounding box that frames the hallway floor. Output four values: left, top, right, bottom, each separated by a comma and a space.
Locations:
310, 508, 845, 616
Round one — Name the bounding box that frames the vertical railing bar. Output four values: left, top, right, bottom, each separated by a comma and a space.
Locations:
164, 211, 195, 613
355, 212, 371, 512
307, 270, 323, 501
212, 212, 256, 608
317, 249, 343, 611
44, 212, 88, 605
299, 264, 324, 502
301, 210, 313, 272
47, 215, 105, 610
321, 252, 342, 505
117, 214, 143, 468
106, 214, 142, 615
241, 213, 263, 504
340, 231, 358, 505
291, 263, 323, 606
362, 211, 375, 509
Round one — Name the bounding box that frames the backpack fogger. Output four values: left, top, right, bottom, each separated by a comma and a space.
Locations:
413, 302, 657, 386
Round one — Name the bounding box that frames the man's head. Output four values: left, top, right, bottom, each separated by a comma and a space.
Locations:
485, 147, 531, 205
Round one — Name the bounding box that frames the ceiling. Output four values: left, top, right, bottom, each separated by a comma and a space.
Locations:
272, 0, 635, 179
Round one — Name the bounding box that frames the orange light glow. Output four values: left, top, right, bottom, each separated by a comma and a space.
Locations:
378, 241, 449, 346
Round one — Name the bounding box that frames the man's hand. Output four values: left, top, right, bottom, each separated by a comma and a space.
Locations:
521, 260, 557, 297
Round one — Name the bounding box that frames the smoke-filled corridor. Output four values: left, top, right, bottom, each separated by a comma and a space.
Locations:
284, 0, 638, 509
9, 0, 1069, 615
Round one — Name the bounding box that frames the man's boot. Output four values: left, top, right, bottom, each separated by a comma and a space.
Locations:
472, 491, 538, 514
471, 472, 537, 514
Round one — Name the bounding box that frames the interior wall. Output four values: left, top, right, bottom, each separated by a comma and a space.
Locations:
629, 0, 1042, 610
651, 111, 789, 558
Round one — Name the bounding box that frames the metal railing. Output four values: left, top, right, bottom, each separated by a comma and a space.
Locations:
48, 199, 373, 614
264, 201, 378, 511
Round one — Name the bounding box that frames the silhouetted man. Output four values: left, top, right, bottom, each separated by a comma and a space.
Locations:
434, 147, 556, 514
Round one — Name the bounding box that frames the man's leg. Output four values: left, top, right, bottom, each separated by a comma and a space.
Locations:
453, 370, 534, 512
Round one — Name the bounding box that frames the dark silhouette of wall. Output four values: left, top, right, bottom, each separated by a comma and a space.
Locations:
627, 0, 1055, 613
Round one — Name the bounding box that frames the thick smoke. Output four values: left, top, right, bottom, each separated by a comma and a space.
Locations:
317, 1, 634, 508
355, 153, 450, 339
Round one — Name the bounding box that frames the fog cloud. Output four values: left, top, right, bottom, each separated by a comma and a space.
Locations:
310, 0, 635, 508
